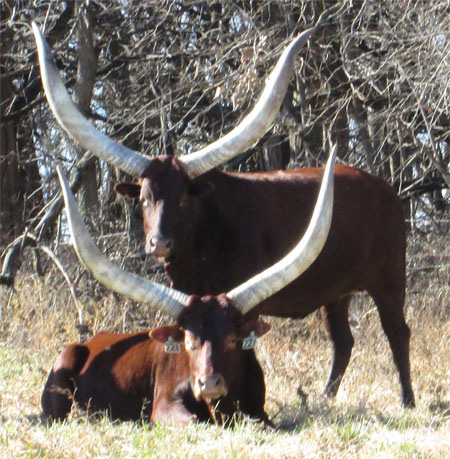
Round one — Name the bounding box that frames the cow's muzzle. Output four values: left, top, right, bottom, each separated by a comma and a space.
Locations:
146, 235, 174, 259
195, 373, 228, 400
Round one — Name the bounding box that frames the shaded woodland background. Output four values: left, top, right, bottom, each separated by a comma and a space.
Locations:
1, 0, 449, 289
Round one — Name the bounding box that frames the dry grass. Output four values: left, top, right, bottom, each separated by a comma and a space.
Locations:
0, 233, 449, 458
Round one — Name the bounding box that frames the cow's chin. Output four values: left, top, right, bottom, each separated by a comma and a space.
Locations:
194, 389, 228, 403
200, 391, 228, 404
149, 254, 174, 265
162, 254, 175, 263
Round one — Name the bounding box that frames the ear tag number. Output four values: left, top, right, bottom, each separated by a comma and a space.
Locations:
164, 336, 181, 354
242, 331, 257, 350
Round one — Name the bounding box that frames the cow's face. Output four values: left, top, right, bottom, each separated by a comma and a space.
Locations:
150, 294, 270, 402
115, 156, 213, 259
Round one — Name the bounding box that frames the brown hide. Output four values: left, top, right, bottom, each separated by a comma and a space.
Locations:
42, 300, 271, 425
116, 156, 415, 407
33, 22, 414, 409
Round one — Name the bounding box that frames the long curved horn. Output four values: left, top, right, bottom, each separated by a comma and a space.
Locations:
32, 23, 151, 177
179, 27, 316, 178
34, 22, 315, 180
227, 145, 336, 315
57, 166, 189, 318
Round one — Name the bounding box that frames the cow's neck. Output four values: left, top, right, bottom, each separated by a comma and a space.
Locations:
165, 170, 257, 295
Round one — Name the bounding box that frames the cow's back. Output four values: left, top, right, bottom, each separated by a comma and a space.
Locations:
43, 331, 163, 420
167, 165, 405, 317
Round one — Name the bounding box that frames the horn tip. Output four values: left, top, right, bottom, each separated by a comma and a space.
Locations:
31, 21, 42, 38
55, 164, 64, 179
31, 21, 53, 55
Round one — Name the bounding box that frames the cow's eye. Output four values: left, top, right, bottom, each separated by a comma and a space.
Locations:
225, 335, 237, 350
142, 199, 151, 208
185, 339, 198, 351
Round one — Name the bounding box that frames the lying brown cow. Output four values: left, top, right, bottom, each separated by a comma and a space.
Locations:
42, 325, 270, 425
42, 147, 335, 425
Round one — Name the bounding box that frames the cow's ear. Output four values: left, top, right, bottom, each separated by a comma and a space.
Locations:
114, 182, 141, 199
188, 180, 214, 197
239, 320, 271, 338
150, 325, 185, 343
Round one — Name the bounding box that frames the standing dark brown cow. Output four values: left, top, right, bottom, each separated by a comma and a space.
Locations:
42, 150, 335, 424
33, 22, 415, 407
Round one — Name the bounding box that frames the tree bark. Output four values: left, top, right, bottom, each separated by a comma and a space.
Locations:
72, 1, 99, 218
0, 10, 22, 244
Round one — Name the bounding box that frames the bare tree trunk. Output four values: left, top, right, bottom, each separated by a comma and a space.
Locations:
0, 120, 21, 245
1, 11, 24, 245
72, 1, 99, 218
258, 135, 290, 171
352, 99, 375, 173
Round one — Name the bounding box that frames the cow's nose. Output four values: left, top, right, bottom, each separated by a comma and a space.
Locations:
147, 236, 173, 258
197, 374, 227, 399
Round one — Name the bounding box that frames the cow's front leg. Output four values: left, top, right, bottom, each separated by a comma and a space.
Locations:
150, 397, 198, 426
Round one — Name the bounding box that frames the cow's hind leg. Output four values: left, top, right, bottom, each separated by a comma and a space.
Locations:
41, 344, 89, 421
320, 296, 354, 398
370, 286, 415, 407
